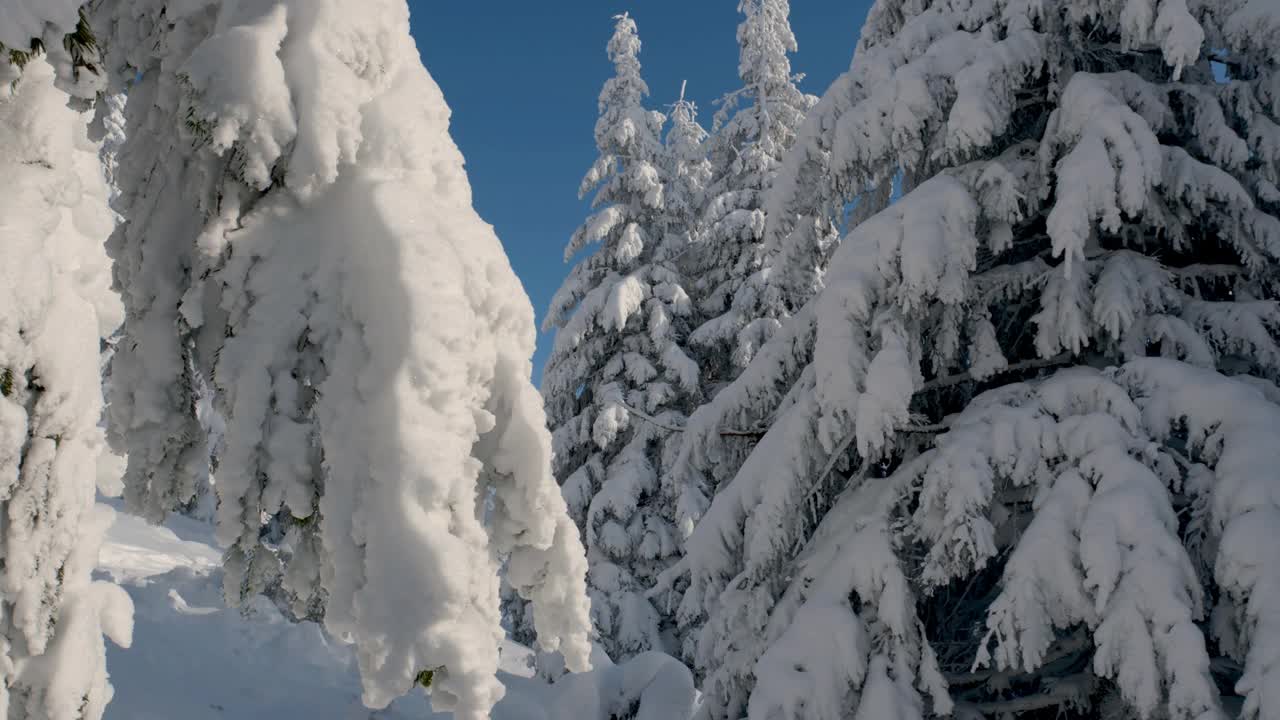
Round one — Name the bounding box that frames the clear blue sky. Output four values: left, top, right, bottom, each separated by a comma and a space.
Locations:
408, 2, 874, 381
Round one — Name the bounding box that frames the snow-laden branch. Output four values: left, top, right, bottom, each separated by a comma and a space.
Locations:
917, 353, 1075, 394
91, 2, 592, 717
0, 57, 132, 720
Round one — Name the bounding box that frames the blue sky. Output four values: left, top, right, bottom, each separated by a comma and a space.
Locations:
409, 1, 874, 381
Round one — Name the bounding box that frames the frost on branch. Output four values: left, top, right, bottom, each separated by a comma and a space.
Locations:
0, 57, 132, 720
94, 1, 590, 717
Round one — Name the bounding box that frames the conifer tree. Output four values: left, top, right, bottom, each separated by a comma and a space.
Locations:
687, 0, 819, 386
676, 0, 1280, 718
0, 51, 132, 720
87, 1, 593, 717
657, 85, 716, 663
542, 13, 701, 663
663, 84, 714, 278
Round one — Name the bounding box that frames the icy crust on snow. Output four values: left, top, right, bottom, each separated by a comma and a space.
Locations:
95, 1, 590, 717
0, 59, 132, 720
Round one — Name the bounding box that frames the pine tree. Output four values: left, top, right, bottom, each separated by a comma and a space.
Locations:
542, 13, 702, 664
677, 0, 1280, 718
687, 0, 819, 386
0, 54, 133, 720
87, 1, 592, 717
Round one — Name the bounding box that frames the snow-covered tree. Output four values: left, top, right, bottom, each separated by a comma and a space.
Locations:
663, 84, 714, 274
654, 85, 716, 664
676, 0, 1280, 718
0, 50, 133, 720
687, 0, 819, 383
542, 13, 702, 664
84, 1, 592, 717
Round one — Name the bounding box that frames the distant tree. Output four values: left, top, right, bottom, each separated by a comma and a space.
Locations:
662, 83, 714, 281
687, 0, 819, 388
542, 13, 702, 664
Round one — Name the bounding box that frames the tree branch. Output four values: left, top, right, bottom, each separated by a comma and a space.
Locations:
629, 355, 1077, 439
918, 353, 1074, 394
719, 427, 769, 438
902, 422, 949, 434
714, 355, 1075, 440
615, 401, 685, 433
947, 631, 1090, 685
954, 692, 1079, 716
953, 673, 1094, 716
645, 556, 689, 600
804, 435, 863, 508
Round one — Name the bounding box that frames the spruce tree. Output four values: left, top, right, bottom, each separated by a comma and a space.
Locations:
663, 85, 714, 278
677, 0, 1280, 718
687, 0, 818, 386
658, 85, 716, 664
542, 13, 702, 663
88, 1, 593, 717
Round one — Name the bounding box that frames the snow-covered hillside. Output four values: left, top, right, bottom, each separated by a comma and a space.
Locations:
95, 498, 695, 720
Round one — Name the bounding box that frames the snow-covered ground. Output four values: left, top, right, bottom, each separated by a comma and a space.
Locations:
95, 499, 553, 720
94, 498, 696, 720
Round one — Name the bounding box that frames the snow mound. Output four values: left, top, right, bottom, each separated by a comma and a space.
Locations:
96, 501, 693, 720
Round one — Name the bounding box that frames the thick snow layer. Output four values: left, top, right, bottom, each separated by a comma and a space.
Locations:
682, 0, 1280, 714
0, 57, 130, 720
94, 2, 591, 716
0, 0, 83, 49
94, 501, 693, 720
94, 499, 221, 585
